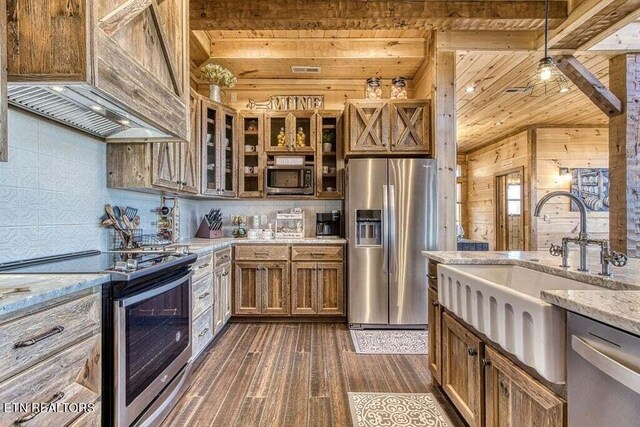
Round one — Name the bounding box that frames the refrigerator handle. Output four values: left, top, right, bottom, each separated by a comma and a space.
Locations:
389, 184, 396, 274
382, 184, 389, 274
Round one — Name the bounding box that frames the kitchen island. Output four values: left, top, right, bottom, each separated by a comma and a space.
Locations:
423, 249, 640, 427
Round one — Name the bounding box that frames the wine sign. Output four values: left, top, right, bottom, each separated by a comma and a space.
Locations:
247, 95, 324, 110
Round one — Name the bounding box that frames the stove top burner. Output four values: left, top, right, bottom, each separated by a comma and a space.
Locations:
0, 247, 197, 281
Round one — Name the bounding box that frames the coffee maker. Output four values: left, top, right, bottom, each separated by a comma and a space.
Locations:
316, 211, 342, 239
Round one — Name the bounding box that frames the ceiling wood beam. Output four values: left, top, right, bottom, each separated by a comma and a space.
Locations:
553, 55, 622, 117
436, 31, 538, 52
190, 30, 211, 66
208, 38, 427, 59
579, 8, 640, 50
189, 0, 567, 31
589, 22, 640, 52
545, 0, 640, 50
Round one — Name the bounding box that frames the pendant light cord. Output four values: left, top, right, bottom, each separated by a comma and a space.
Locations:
544, 0, 549, 57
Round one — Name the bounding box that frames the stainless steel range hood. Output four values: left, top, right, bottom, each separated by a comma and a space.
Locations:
7, 83, 185, 143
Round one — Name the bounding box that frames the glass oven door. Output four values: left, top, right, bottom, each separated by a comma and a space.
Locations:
115, 272, 192, 427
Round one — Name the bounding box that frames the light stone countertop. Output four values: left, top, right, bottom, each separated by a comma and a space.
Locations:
423, 250, 640, 336
0, 274, 110, 320
178, 237, 347, 256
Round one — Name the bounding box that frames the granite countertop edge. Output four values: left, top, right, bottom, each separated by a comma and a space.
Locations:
0, 274, 111, 320
179, 237, 347, 255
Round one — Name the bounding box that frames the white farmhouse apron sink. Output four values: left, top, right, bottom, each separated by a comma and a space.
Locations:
437, 264, 599, 384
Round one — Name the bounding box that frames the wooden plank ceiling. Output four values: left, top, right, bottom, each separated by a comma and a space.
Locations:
456, 52, 610, 152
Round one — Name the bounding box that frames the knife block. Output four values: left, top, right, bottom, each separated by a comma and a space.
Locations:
195, 218, 223, 239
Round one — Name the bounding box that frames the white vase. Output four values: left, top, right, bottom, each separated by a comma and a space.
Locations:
209, 84, 221, 102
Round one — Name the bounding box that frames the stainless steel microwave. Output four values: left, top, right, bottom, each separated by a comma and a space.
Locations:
265, 165, 314, 195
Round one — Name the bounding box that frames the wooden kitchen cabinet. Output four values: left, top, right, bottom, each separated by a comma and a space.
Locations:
222, 263, 233, 323
153, 142, 181, 191
234, 262, 261, 315
484, 347, 565, 427
291, 261, 344, 316
181, 90, 202, 194
291, 262, 317, 315
262, 262, 290, 315
345, 99, 431, 157
265, 111, 317, 153
213, 268, 225, 333
201, 99, 237, 197
239, 113, 264, 198
442, 312, 484, 427
346, 100, 389, 154
428, 287, 443, 384
316, 111, 344, 198
390, 100, 431, 154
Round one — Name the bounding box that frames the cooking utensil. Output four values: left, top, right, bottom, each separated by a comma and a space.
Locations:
124, 206, 138, 220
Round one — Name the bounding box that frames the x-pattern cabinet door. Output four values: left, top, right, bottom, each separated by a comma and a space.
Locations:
348, 100, 389, 152
390, 100, 431, 154
153, 142, 180, 191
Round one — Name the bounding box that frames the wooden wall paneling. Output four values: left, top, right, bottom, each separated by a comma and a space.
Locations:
609, 54, 640, 256
535, 127, 609, 249
0, 0, 6, 162
527, 127, 539, 250
465, 130, 530, 249
433, 50, 458, 251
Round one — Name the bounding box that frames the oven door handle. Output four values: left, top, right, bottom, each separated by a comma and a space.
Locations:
119, 271, 194, 308
571, 335, 640, 395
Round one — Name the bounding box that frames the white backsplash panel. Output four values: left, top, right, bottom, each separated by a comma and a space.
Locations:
0, 108, 344, 263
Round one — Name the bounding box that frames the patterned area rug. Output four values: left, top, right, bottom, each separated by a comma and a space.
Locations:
350, 330, 428, 354
348, 393, 452, 427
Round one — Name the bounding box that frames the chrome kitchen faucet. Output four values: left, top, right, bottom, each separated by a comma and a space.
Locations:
534, 191, 627, 276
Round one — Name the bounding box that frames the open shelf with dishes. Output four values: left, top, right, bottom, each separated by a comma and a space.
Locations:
316, 111, 344, 199
239, 114, 264, 198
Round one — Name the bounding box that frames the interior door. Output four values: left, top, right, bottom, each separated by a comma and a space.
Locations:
347, 158, 389, 326
495, 168, 524, 251
388, 158, 437, 325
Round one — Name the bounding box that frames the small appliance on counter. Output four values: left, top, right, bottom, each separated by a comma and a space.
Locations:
316, 211, 342, 238
276, 209, 304, 238
195, 208, 223, 239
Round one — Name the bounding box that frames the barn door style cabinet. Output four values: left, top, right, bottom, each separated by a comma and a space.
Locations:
345, 99, 431, 157
6, 0, 190, 142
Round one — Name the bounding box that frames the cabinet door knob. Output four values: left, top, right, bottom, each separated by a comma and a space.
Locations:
431, 301, 439, 307
468, 348, 478, 357
482, 357, 491, 367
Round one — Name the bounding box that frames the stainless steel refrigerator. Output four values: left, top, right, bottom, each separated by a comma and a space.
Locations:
347, 158, 437, 328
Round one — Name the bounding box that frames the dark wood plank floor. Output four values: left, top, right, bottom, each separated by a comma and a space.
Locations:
163, 323, 464, 427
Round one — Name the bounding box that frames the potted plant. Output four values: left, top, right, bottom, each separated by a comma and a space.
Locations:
200, 64, 237, 102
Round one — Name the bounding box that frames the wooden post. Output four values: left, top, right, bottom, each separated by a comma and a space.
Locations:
609, 53, 640, 256
433, 51, 458, 251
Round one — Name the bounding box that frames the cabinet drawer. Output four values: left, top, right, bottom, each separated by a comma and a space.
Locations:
193, 252, 214, 281
291, 245, 344, 261
235, 245, 289, 261
0, 292, 101, 382
192, 307, 213, 359
0, 334, 101, 426
214, 248, 232, 268
69, 402, 101, 427
192, 275, 214, 319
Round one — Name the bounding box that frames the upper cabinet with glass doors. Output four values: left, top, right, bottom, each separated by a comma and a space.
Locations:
265, 111, 317, 153
200, 99, 237, 197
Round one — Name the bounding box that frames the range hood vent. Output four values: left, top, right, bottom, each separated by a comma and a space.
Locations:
7, 84, 183, 143
291, 66, 321, 74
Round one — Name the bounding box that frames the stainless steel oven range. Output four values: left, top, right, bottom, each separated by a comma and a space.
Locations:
0, 249, 198, 427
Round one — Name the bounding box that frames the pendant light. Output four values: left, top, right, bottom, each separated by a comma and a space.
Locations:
526, 0, 570, 96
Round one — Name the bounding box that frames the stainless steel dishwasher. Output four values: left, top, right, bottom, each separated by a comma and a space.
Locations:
568, 312, 640, 426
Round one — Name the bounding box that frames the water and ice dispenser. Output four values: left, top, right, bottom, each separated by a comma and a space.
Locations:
355, 210, 382, 247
